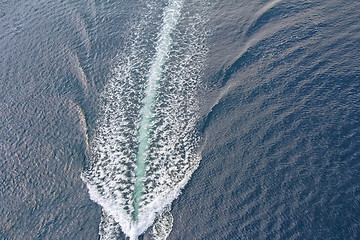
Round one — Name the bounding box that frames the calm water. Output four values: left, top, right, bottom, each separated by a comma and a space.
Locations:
1, 0, 359, 239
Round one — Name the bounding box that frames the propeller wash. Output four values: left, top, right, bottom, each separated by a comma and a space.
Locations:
82, 1, 209, 239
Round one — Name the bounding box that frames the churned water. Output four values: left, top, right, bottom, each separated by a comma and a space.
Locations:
82, 1, 209, 239
1, 0, 359, 239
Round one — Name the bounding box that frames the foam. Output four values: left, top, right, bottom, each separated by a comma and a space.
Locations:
133, 0, 184, 220
82, 0, 209, 239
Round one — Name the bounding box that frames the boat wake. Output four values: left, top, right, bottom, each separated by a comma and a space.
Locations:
82, 1, 209, 239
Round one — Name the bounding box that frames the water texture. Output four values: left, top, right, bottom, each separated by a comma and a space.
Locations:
1, 0, 359, 239
82, 1, 209, 239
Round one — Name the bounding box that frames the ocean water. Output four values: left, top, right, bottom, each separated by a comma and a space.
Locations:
1, 0, 359, 239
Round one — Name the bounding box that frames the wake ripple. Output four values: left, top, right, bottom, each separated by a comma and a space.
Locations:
82, 1, 209, 239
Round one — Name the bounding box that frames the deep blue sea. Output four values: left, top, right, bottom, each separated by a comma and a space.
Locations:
1, 0, 359, 239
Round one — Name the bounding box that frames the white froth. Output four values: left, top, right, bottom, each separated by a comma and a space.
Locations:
82, 0, 209, 239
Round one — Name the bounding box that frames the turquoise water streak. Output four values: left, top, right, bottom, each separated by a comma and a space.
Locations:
132, 0, 183, 221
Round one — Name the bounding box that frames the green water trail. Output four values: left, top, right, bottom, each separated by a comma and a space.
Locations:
132, 0, 183, 221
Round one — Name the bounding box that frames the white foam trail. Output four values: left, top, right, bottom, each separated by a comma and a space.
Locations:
133, 0, 184, 221
82, 1, 209, 239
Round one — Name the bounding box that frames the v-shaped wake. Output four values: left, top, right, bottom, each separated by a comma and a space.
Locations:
82, 1, 209, 239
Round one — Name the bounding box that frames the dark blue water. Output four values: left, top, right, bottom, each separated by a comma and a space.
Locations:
1, 0, 359, 239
